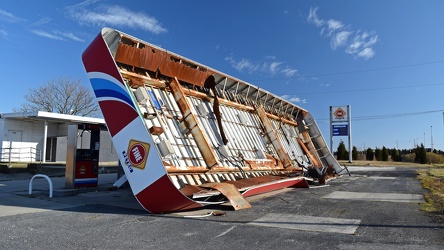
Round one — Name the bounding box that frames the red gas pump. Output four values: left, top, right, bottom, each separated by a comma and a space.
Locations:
74, 124, 100, 188
65, 124, 100, 189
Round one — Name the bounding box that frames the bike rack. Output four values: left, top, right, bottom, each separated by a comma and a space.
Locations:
29, 174, 53, 198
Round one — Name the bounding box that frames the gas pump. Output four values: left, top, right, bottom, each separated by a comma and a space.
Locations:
65, 124, 100, 189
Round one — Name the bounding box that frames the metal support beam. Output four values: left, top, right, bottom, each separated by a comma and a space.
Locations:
42, 120, 48, 163
297, 136, 321, 167
168, 77, 219, 169
255, 106, 292, 168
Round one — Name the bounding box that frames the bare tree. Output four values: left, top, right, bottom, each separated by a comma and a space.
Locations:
16, 78, 100, 117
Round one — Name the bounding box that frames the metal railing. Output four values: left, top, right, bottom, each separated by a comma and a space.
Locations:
0, 147, 42, 164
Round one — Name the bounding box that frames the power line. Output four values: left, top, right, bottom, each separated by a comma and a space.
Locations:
316, 109, 444, 122
251, 60, 444, 82
353, 109, 444, 121
303, 60, 444, 78
298, 82, 444, 95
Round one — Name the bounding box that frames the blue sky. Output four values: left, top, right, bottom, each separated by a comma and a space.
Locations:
1, 0, 444, 151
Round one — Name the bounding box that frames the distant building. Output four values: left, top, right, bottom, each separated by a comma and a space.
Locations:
0, 111, 118, 163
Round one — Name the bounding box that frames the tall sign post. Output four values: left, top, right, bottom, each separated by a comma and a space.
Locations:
330, 105, 352, 163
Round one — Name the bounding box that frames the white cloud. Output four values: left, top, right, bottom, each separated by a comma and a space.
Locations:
59, 32, 85, 42
0, 9, 24, 23
282, 67, 298, 77
345, 30, 378, 59
0, 7, 84, 43
327, 19, 343, 35
357, 47, 375, 60
225, 55, 298, 78
29, 15, 84, 42
307, 7, 378, 60
66, 0, 167, 34
0, 29, 7, 39
268, 61, 283, 75
31, 29, 85, 42
281, 94, 307, 104
31, 30, 64, 40
31, 17, 52, 27
307, 7, 324, 27
331, 31, 352, 49
225, 56, 258, 73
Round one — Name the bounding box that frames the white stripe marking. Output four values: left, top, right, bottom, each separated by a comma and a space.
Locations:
249, 213, 360, 234
324, 191, 425, 203
346, 166, 396, 172
215, 226, 236, 238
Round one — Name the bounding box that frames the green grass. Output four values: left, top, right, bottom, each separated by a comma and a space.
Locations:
417, 167, 444, 221
429, 168, 444, 178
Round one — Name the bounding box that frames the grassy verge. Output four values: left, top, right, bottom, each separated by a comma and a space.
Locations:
417, 167, 444, 221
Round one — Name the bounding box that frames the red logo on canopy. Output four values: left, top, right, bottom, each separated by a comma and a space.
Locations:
127, 140, 150, 170
129, 144, 145, 165
334, 108, 346, 119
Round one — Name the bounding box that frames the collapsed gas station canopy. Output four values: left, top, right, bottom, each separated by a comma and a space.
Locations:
82, 28, 344, 213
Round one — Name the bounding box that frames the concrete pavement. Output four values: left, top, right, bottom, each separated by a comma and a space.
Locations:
0, 166, 443, 249
0, 173, 144, 217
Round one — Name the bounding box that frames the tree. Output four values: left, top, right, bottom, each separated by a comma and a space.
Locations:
336, 141, 348, 160
352, 146, 359, 161
382, 146, 389, 161
366, 148, 374, 161
16, 78, 100, 117
391, 148, 402, 162
375, 147, 382, 161
415, 143, 427, 164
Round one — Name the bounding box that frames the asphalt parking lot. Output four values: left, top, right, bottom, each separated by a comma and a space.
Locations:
0, 166, 443, 249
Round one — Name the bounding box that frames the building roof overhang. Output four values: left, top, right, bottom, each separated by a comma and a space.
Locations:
1, 111, 105, 125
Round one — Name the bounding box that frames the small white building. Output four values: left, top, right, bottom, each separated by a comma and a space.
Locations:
0, 111, 118, 164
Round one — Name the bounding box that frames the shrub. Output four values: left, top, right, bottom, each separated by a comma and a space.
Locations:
366, 148, 374, 161
415, 144, 427, 164
391, 148, 402, 162
337, 141, 348, 160
352, 146, 359, 161
427, 152, 444, 164
382, 146, 389, 161
375, 148, 382, 161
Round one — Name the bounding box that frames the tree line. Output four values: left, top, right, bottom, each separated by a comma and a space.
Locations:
336, 141, 433, 164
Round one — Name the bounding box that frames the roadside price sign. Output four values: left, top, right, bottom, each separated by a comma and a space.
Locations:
332, 124, 348, 136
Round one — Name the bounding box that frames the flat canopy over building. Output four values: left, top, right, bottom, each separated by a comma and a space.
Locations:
1, 111, 104, 125
0, 111, 114, 163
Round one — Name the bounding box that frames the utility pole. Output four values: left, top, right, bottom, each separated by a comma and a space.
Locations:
431, 125, 433, 152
